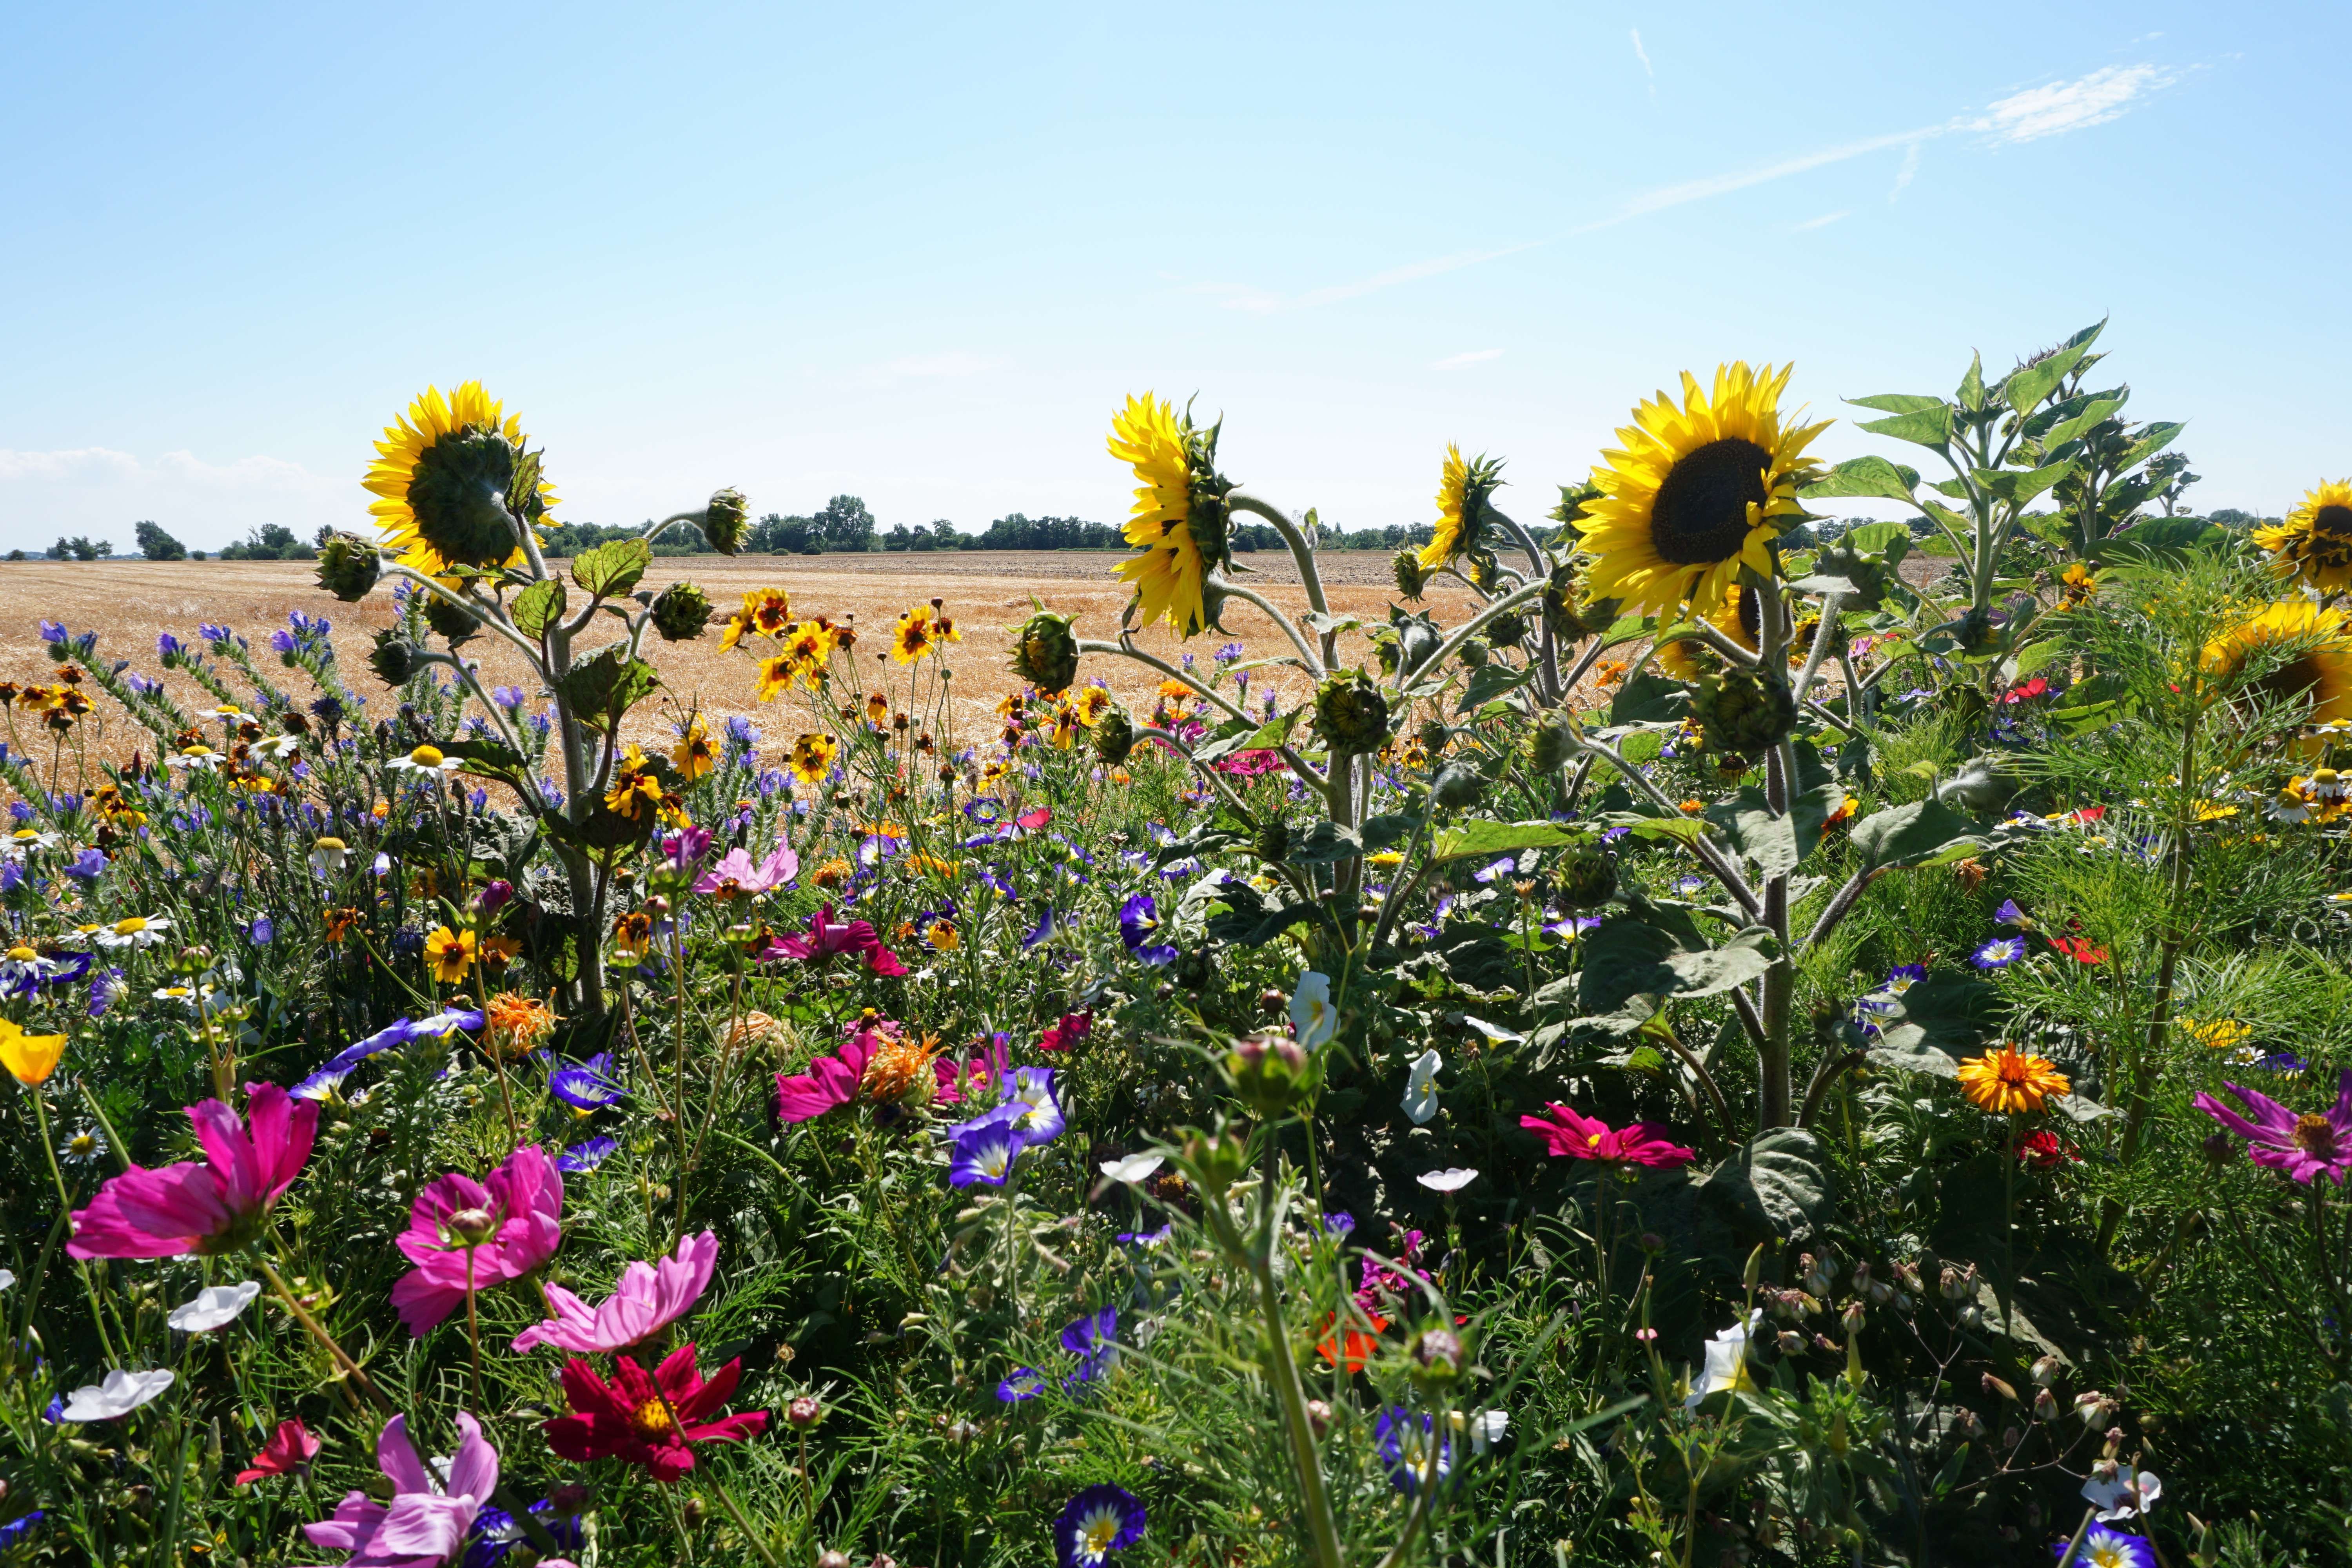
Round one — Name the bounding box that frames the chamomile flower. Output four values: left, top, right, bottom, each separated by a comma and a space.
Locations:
385, 743, 463, 777
95, 914, 173, 951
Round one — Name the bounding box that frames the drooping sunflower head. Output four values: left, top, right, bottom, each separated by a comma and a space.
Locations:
2201, 600, 2352, 738
1576, 363, 1829, 619
2252, 481, 2352, 593
1109, 394, 1234, 639
1416, 445, 1507, 572
363, 382, 555, 574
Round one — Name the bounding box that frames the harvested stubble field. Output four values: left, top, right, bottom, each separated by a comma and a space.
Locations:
0, 552, 1480, 758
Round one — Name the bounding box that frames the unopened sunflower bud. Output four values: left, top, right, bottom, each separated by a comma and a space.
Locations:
652, 581, 715, 641
367, 630, 419, 688
1431, 763, 1486, 810
1091, 706, 1135, 766
1524, 715, 1576, 774
1312, 671, 1390, 757
1392, 549, 1430, 601
1253, 819, 1290, 862
423, 592, 479, 646
1693, 664, 1797, 757
701, 488, 749, 555
315, 532, 382, 603
1457, 636, 1489, 669
1007, 610, 1082, 696
1486, 608, 1527, 647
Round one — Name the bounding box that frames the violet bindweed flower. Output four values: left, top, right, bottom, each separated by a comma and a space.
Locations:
2194, 1072, 2352, 1184
557, 1137, 618, 1174
995, 1367, 1045, 1403
1971, 935, 2026, 969
949, 1107, 1026, 1187
998, 1067, 1066, 1146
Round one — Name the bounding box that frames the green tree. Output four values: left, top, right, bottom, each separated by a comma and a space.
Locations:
134, 520, 187, 560
815, 494, 876, 552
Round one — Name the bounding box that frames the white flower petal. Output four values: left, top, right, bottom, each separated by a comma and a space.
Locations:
60, 1368, 176, 1421
1416, 1167, 1479, 1193
1099, 1152, 1165, 1184
167, 1281, 261, 1334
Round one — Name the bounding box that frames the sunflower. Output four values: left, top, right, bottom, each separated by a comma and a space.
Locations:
2200, 601, 2352, 736
892, 608, 938, 664
1109, 394, 1231, 638
791, 732, 840, 786
363, 382, 557, 574
671, 721, 716, 782
1955, 1045, 2070, 1114
1576, 362, 1829, 619
2253, 481, 2352, 593
1416, 445, 1506, 572
423, 926, 477, 984
1657, 580, 1761, 681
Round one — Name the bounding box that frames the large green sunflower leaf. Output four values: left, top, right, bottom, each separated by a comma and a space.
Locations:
1801, 456, 1921, 505
511, 577, 566, 638
572, 538, 653, 599
1854, 405, 1954, 449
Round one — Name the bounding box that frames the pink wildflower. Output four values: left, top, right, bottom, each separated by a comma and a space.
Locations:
70, 1082, 316, 1259
2196, 1072, 2352, 1185
299, 1412, 495, 1567
389, 1145, 564, 1336
1520, 1102, 1697, 1169
512, 1229, 717, 1354
760, 903, 906, 977
693, 844, 798, 900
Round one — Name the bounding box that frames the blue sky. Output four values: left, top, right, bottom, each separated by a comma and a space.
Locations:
2, 2, 2343, 552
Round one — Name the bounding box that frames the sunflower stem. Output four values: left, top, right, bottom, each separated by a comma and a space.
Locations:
1218, 581, 1327, 677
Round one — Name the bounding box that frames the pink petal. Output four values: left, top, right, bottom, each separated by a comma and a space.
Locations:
301, 1492, 387, 1551
243, 1081, 318, 1202
187, 1097, 262, 1214
374, 1415, 433, 1495
442, 1411, 499, 1502
371, 1493, 477, 1557
388, 1270, 465, 1336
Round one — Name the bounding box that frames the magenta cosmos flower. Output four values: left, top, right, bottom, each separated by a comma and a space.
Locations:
70, 1082, 316, 1259
692, 844, 797, 900
759, 904, 907, 977
300, 1412, 495, 1567
390, 1145, 564, 1336
2196, 1072, 2352, 1184
1521, 1103, 1696, 1169
511, 1229, 717, 1354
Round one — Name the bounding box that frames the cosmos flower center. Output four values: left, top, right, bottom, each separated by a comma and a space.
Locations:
631, 1396, 675, 1436
2294, 1112, 2338, 1158
1648, 437, 1773, 566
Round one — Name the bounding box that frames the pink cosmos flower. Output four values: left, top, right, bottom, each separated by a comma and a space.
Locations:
775, 1025, 885, 1123
1038, 1011, 1093, 1053
693, 844, 798, 900
760, 904, 906, 977
389, 1145, 564, 1336
512, 1229, 717, 1354
70, 1082, 317, 1259
1520, 1102, 1697, 1169
299, 1412, 494, 1568
933, 1032, 1011, 1105
2196, 1072, 2352, 1185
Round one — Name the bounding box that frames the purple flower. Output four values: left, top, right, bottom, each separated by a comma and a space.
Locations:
1116, 1222, 1172, 1248
1996, 899, 2030, 928
2196, 1072, 2352, 1184
86, 966, 125, 1019
1375, 1408, 1452, 1494
38, 621, 66, 645
62, 848, 106, 884
156, 632, 184, 661
198, 623, 232, 644
949, 1107, 1026, 1187
246, 915, 274, 946
1118, 894, 1176, 966
1022, 904, 1059, 951
1060, 1306, 1118, 1384
269, 630, 299, 656
660, 826, 714, 873
1053, 1484, 1145, 1568
557, 1136, 619, 1174
996, 1367, 1045, 1403
0, 1511, 45, 1548
1323, 1210, 1356, 1238
548, 1053, 624, 1112
998, 1066, 1067, 1146
1971, 936, 2026, 970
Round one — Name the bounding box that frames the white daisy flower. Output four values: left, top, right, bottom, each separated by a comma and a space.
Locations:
385, 743, 463, 777
167, 745, 227, 772
95, 914, 172, 950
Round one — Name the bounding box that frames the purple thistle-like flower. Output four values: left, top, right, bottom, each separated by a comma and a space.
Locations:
1053, 1484, 1145, 1568
2195, 1072, 2352, 1185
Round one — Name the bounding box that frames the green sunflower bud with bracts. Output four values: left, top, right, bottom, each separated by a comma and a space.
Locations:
1431, 763, 1486, 810
1693, 665, 1797, 757
1313, 670, 1391, 757
423, 592, 479, 646
367, 630, 420, 688
651, 581, 715, 642
1540, 558, 1590, 640
1392, 548, 1430, 601
314, 531, 382, 603
1524, 715, 1577, 774
1555, 843, 1616, 909
1091, 705, 1136, 766
1486, 607, 1528, 647
1008, 608, 1082, 696
1458, 637, 1489, 669
1416, 718, 1450, 754
700, 488, 749, 555
1252, 818, 1291, 862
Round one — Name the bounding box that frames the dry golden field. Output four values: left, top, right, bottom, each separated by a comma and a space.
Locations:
0, 552, 1480, 761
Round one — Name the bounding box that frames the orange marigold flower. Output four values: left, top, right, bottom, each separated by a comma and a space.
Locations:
1956, 1045, 2070, 1115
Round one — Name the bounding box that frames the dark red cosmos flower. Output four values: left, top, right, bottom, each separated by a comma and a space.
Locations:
1038, 1011, 1093, 1053
2017, 1130, 2077, 1169
544, 1342, 768, 1482
234, 1417, 319, 1485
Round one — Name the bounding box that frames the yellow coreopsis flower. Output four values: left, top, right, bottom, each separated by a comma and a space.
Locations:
891, 608, 938, 664
0, 1019, 67, 1086
671, 720, 717, 782
423, 926, 477, 984
791, 732, 840, 785
604, 745, 665, 818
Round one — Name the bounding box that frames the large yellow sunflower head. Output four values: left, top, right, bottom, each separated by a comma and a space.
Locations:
1417, 445, 1508, 571
1109, 393, 1233, 638
1575, 363, 1829, 619
2201, 599, 2352, 739
2252, 480, 2352, 593
363, 382, 555, 574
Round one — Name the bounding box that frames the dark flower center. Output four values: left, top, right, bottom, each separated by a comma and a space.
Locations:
406, 426, 533, 567
1737, 585, 1762, 643
2294, 1112, 2338, 1159
2256, 653, 2330, 712
1650, 438, 1772, 566
2313, 504, 2352, 539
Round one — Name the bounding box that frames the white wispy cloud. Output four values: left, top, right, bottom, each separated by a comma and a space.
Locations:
1889, 142, 1921, 200
1579, 126, 1940, 232
1630, 29, 1654, 94
1792, 211, 1849, 232
1971, 64, 2177, 144
1434, 348, 1503, 368
0, 447, 139, 481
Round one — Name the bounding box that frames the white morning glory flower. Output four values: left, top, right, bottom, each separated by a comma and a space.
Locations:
60, 1368, 176, 1421
1417, 1167, 1479, 1194
1289, 971, 1338, 1051
1683, 1311, 1762, 1409
1402, 1050, 1444, 1126
1099, 1152, 1165, 1184
167, 1281, 261, 1333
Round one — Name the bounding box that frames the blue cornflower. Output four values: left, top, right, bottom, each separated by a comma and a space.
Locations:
62, 848, 105, 884
2062, 1525, 2155, 1568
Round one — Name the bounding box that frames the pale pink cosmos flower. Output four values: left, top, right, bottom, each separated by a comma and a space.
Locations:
511, 1229, 717, 1354
71, 1082, 317, 1259
299, 1412, 494, 1568
693, 844, 798, 900
389, 1145, 564, 1336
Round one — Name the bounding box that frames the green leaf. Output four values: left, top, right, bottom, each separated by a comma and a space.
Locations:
1595, 811, 1709, 845
1579, 915, 1779, 1017
1846, 393, 1948, 415
437, 737, 529, 782
1193, 715, 1278, 765
1459, 663, 1531, 713
1856, 404, 1955, 449
1287, 822, 1363, 866
1433, 819, 1592, 862
2116, 421, 2185, 472
1700, 1128, 1834, 1243
1360, 812, 1421, 853
1999, 320, 2104, 413
1609, 671, 1688, 726
572, 538, 653, 599
1847, 799, 1983, 871
2039, 395, 2125, 452
1973, 462, 2073, 508
511, 577, 566, 638
1956, 352, 1987, 412
557, 644, 662, 733
1800, 456, 1921, 505
1702, 788, 1801, 879
1870, 973, 2003, 1076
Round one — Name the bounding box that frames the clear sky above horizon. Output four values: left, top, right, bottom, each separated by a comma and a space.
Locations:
2, 2, 2343, 554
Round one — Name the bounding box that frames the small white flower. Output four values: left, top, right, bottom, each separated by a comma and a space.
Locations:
200, 704, 255, 725
1290, 971, 1338, 1051
1099, 1152, 1165, 1184
1417, 1167, 1479, 1194
167, 746, 227, 772
251, 733, 301, 760
1461, 1015, 1524, 1047
94, 914, 172, 950
2082, 1470, 2161, 1521
0, 945, 58, 983
60, 1367, 176, 1421
167, 1281, 261, 1333
1449, 1406, 1508, 1454
1684, 1310, 1762, 1409
385, 743, 463, 777
309, 837, 350, 877
0, 1268, 15, 1292
1402, 1049, 1444, 1126
7, 828, 60, 854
